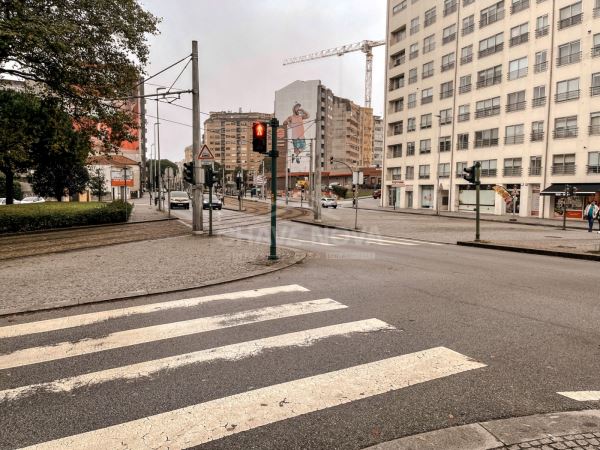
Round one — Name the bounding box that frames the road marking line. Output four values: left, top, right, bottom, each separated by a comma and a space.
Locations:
0, 319, 394, 403
0, 285, 309, 339
278, 237, 336, 247
558, 391, 600, 401
330, 236, 390, 246
0, 299, 345, 370
22, 347, 485, 449
336, 234, 442, 246
334, 234, 418, 246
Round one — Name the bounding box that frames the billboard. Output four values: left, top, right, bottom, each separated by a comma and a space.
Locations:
275, 80, 319, 173
111, 169, 134, 187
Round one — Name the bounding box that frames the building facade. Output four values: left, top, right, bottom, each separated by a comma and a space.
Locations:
384, 0, 600, 218
373, 115, 384, 167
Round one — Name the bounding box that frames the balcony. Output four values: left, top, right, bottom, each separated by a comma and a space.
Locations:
480, 9, 505, 28
556, 52, 582, 67
458, 112, 471, 122
459, 84, 472, 94
555, 90, 580, 103
534, 61, 548, 73
551, 164, 576, 175
480, 168, 497, 177
506, 101, 526, 112
475, 106, 500, 118
510, 33, 529, 47
476, 75, 502, 89
503, 167, 523, 176
508, 67, 528, 80
440, 90, 454, 99
442, 33, 456, 45
424, 14, 437, 27
589, 125, 600, 136
553, 127, 578, 139
462, 24, 474, 36
475, 138, 499, 148
591, 86, 600, 97
529, 166, 542, 176
505, 134, 525, 144
535, 26, 549, 38
421, 96, 433, 104
479, 43, 504, 58
510, 0, 529, 14
390, 55, 405, 68
532, 96, 546, 108
587, 165, 600, 174
441, 62, 455, 72
461, 54, 473, 65
531, 131, 544, 141
444, 1, 457, 16
558, 13, 582, 30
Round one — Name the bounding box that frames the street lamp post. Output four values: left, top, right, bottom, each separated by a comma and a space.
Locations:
435, 114, 442, 216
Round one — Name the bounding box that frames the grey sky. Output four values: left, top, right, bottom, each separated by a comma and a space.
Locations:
141, 0, 386, 163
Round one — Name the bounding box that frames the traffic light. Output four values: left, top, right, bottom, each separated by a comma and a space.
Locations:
568, 185, 578, 197
463, 164, 480, 185
252, 122, 268, 153
205, 167, 218, 188
329, 156, 334, 165
183, 162, 195, 185
236, 176, 242, 190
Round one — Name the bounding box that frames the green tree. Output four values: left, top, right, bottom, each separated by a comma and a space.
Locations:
0, 172, 22, 200
88, 168, 108, 201
0, 0, 159, 148
145, 159, 178, 189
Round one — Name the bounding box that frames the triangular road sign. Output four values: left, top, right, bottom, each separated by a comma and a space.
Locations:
198, 144, 215, 160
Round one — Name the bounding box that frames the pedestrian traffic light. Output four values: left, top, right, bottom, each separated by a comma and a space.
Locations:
236, 176, 242, 190
252, 122, 268, 154
462, 164, 480, 185
183, 162, 195, 185
205, 167, 218, 188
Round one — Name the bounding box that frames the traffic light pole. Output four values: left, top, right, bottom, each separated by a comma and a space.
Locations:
269, 118, 279, 260
475, 162, 481, 242
191, 40, 203, 234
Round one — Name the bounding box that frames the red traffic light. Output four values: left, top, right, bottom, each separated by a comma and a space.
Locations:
252, 122, 268, 153
253, 122, 266, 138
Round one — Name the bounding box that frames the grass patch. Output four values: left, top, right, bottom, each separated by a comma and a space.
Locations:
0, 201, 132, 233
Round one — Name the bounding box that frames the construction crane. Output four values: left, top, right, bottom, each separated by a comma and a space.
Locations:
283, 40, 385, 109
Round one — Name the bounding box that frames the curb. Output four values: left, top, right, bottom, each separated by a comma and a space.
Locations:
366, 410, 600, 450
457, 241, 600, 262
0, 245, 307, 318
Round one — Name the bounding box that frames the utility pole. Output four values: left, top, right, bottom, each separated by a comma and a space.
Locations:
269, 118, 279, 260
475, 162, 481, 242
314, 140, 322, 221
191, 40, 203, 233
308, 141, 313, 208
139, 77, 147, 198
155, 86, 165, 211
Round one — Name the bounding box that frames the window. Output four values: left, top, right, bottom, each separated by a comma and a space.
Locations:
420, 113, 432, 129
458, 104, 470, 122
464, 0, 475, 5
460, 45, 473, 65
531, 121, 544, 141
408, 68, 417, 84
475, 128, 499, 147
419, 164, 431, 179
409, 43, 419, 59
536, 15, 549, 38
534, 50, 548, 73
508, 57, 528, 80
558, 2, 582, 30
389, 98, 404, 113
503, 158, 522, 177
506, 90, 526, 112
441, 53, 455, 72
388, 144, 403, 158
410, 17, 420, 35
389, 167, 402, 180
423, 34, 435, 53
552, 154, 576, 175
459, 75, 471, 94
440, 81, 453, 99
462, 15, 475, 36
510, 22, 529, 47
457, 161, 468, 175
438, 163, 451, 177
424, 7, 436, 27
440, 108, 452, 125
439, 136, 452, 153
390, 26, 407, 45
475, 97, 500, 118
442, 25, 456, 45
590, 112, 600, 135
389, 75, 404, 91
419, 139, 431, 154
477, 65, 502, 88
389, 121, 403, 136
408, 92, 417, 108
479, 33, 504, 58
407, 117, 416, 132
553, 116, 578, 139
444, 0, 457, 16
595, 0, 600, 17
529, 156, 542, 175
480, 1, 505, 28
405, 166, 414, 180
592, 73, 600, 96
390, 50, 405, 68
477, 159, 498, 177
457, 133, 469, 150
556, 78, 580, 102
511, 0, 529, 15
533, 85, 546, 107
557, 40, 581, 66
505, 124, 525, 144
422, 61, 434, 78
392, 0, 407, 14
421, 87, 433, 104
588, 152, 600, 173
593, 33, 600, 58
407, 142, 416, 156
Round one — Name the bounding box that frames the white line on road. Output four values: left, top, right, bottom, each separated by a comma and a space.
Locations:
278, 237, 336, 247
557, 391, 600, 401
0, 285, 309, 339
335, 234, 419, 246
22, 347, 485, 449
0, 299, 346, 370
0, 319, 394, 403
330, 236, 390, 246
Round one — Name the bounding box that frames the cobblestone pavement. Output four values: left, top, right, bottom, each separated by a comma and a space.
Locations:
496, 431, 600, 449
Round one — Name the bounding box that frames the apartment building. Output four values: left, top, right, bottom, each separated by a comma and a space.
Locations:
384, 0, 600, 218
373, 116, 385, 167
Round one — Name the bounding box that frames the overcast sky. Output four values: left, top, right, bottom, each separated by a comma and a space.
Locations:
141, 0, 386, 162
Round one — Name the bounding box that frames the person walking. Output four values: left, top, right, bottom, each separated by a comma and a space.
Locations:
584, 200, 599, 232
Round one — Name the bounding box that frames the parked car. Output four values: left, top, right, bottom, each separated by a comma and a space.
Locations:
202, 194, 222, 210
372, 189, 381, 199
321, 197, 338, 209
169, 191, 190, 210
20, 196, 45, 204
1, 198, 21, 205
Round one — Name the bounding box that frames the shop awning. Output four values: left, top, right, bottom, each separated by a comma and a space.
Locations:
541, 183, 600, 195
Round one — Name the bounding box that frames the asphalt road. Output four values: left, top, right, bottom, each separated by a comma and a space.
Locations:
1, 207, 599, 449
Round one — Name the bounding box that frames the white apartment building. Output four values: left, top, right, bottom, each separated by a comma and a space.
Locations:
373, 116, 385, 167
384, 0, 600, 218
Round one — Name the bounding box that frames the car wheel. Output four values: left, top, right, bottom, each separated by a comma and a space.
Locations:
333, 206, 337, 209
185, 205, 190, 210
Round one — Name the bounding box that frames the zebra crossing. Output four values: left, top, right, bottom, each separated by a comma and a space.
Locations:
0, 284, 486, 449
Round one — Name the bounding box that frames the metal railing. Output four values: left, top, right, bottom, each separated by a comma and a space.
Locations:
555, 90, 580, 102
506, 101, 526, 112
558, 13, 582, 30
551, 165, 576, 175
422, 69, 434, 79
591, 86, 600, 97
390, 55, 405, 68
408, 76, 417, 84
587, 165, 600, 174
410, 25, 420, 35
553, 127, 578, 139
391, 174, 403, 180
510, 0, 529, 14
457, 140, 469, 150
503, 167, 523, 176
589, 125, 600, 136
534, 61, 548, 73
475, 106, 500, 118
423, 43, 436, 53
461, 54, 473, 65
408, 100, 417, 108
480, 168, 497, 177
409, 51, 419, 60
459, 84, 472, 94
593, 46, 600, 58
535, 26, 549, 38
419, 174, 431, 179
594, 7, 600, 18
444, 1, 458, 16
508, 67, 528, 80
556, 52, 582, 67
479, 43, 504, 58
442, 33, 456, 45
474, 137, 499, 148
532, 96, 546, 107
462, 24, 474, 36
531, 131, 544, 141
480, 9, 505, 28
441, 62, 455, 72
476, 75, 502, 88
440, 90, 454, 99
405, 174, 415, 180
528, 166, 542, 176
424, 14, 437, 27
458, 112, 471, 122
504, 134, 525, 144
421, 96, 433, 104
421, 122, 432, 129
510, 33, 529, 47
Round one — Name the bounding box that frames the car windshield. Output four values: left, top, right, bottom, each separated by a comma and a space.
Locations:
171, 191, 188, 197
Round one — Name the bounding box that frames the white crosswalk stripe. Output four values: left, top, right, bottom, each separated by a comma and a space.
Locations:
558, 391, 600, 401
1, 284, 486, 448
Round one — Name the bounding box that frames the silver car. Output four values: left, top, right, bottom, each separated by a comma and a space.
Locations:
20, 196, 45, 204
169, 191, 191, 209
321, 197, 338, 209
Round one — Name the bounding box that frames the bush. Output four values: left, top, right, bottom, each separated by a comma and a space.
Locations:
331, 185, 348, 199
0, 201, 133, 233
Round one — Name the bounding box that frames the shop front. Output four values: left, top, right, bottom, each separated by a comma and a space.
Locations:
541, 183, 600, 219
458, 184, 495, 213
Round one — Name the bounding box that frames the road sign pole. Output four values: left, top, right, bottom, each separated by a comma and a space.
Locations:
269, 118, 279, 260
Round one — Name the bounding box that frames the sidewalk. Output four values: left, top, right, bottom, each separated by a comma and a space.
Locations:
129, 197, 170, 222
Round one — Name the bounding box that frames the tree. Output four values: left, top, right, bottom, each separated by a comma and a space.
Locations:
145, 159, 178, 190
0, 172, 22, 200
0, 0, 160, 148
88, 168, 108, 202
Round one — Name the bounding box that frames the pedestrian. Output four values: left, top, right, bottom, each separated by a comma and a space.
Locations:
583, 200, 598, 232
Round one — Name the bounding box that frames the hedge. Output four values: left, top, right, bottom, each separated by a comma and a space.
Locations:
0, 201, 133, 233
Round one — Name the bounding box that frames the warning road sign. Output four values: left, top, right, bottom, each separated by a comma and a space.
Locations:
198, 144, 215, 160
